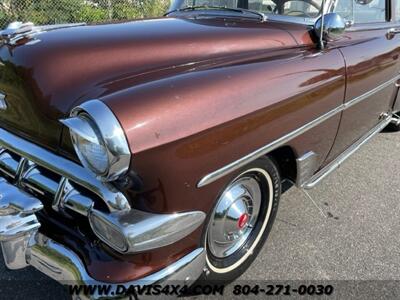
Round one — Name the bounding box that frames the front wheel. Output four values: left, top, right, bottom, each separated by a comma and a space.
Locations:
201, 157, 281, 283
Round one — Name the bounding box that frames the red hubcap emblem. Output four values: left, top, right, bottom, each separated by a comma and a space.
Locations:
238, 213, 249, 229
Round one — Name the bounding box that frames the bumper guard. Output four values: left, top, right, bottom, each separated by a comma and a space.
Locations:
0, 178, 206, 299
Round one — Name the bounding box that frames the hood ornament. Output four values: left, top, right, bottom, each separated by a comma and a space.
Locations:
1, 22, 34, 38
0, 21, 86, 46
0, 22, 37, 45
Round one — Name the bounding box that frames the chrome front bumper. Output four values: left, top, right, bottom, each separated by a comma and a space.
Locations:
0, 172, 205, 299
0, 128, 205, 255
29, 235, 205, 299
28, 234, 205, 284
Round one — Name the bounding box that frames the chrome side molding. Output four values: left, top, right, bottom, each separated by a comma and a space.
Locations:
302, 116, 392, 189
197, 104, 343, 188
198, 76, 400, 188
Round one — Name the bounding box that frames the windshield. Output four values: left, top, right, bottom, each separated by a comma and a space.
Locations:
169, 0, 324, 19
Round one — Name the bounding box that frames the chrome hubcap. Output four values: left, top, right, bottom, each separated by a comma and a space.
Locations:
208, 176, 262, 258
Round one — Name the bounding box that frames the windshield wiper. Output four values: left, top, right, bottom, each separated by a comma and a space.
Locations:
166, 5, 267, 21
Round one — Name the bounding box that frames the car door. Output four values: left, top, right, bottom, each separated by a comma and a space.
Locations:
390, 0, 400, 113
323, 0, 400, 164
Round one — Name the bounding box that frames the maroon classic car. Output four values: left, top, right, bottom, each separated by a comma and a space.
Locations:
0, 0, 399, 296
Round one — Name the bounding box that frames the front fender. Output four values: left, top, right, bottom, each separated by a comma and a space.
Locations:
101, 46, 345, 217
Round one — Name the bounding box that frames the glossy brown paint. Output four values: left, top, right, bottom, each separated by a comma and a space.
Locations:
10, 11, 400, 283
5, 13, 400, 285
107, 46, 345, 211
96, 46, 346, 282
325, 26, 400, 163
0, 54, 62, 150
0, 16, 349, 282
0, 17, 296, 150
272, 21, 315, 45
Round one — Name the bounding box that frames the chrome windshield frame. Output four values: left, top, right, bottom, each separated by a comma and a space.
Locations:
168, 0, 336, 25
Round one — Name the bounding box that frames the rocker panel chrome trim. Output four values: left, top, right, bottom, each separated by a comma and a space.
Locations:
302, 116, 392, 189
197, 76, 399, 188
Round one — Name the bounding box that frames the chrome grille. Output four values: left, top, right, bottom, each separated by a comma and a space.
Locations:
0, 128, 130, 217
0, 147, 92, 216
0, 150, 20, 179
0, 128, 207, 255
21, 163, 60, 201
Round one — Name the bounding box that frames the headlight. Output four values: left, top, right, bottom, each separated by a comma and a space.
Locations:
60, 100, 131, 182
67, 114, 109, 174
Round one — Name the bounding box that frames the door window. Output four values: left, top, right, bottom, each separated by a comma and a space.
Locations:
396, 0, 400, 20
334, 0, 386, 23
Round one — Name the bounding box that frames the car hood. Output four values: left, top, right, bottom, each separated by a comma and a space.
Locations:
0, 17, 311, 153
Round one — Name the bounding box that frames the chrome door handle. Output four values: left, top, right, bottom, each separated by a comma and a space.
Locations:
386, 28, 400, 40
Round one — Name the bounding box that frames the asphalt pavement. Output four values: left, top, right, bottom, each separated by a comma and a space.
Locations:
1, 129, 400, 299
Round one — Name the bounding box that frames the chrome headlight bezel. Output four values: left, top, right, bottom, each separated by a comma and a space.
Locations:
61, 100, 131, 182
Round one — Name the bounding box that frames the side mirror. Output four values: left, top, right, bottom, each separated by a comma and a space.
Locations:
314, 13, 346, 45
